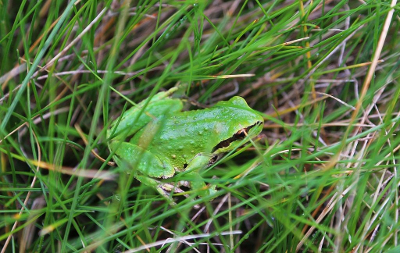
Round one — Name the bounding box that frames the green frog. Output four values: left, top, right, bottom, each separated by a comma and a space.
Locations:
107, 87, 264, 202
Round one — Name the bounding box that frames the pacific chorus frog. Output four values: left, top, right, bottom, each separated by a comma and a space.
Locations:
107, 87, 264, 202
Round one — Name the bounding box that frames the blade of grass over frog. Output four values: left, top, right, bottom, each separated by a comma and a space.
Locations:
59, 2, 133, 251
110, 33, 192, 209
125, 27, 191, 133
0, 0, 79, 132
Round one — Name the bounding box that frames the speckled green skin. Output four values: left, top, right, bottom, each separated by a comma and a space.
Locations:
107, 88, 263, 199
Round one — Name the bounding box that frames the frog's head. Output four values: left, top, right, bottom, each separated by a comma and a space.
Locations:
212, 96, 264, 154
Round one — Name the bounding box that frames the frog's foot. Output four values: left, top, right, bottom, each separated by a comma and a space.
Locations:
150, 181, 204, 208
136, 175, 193, 206
135, 175, 176, 205
159, 182, 188, 197
161, 182, 203, 209
177, 172, 217, 199
136, 174, 215, 207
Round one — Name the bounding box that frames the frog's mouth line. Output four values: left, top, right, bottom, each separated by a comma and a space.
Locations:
212, 121, 262, 153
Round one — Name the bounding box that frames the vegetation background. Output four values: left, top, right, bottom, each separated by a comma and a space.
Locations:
1, 0, 400, 252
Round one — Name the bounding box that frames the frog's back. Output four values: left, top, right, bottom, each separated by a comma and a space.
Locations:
150, 100, 262, 168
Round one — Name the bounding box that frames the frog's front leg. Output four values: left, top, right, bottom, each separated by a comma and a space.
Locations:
179, 153, 217, 198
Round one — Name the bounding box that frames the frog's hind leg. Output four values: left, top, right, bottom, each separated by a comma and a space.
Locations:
111, 141, 178, 203
110, 141, 175, 178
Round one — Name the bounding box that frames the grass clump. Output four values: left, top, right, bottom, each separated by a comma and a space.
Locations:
1, 0, 400, 252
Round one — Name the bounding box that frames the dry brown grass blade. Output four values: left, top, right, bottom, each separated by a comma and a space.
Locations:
42, 8, 107, 70
75, 124, 115, 166
29, 160, 116, 180
299, 0, 316, 100
296, 1, 397, 250
270, 94, 328, 118
316, 3, 395, 174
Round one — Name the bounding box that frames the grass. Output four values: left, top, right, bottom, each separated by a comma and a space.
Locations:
1, 0, 400, 252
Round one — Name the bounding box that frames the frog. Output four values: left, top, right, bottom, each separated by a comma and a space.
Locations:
107, 87, 264, 203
